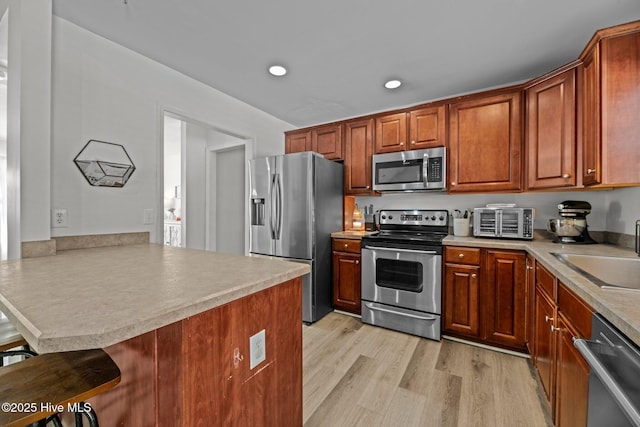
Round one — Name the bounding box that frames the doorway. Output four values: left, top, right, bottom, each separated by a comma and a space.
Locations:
162, 112, 252, 254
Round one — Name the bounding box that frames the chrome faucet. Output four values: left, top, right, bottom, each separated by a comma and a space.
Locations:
636, 220, 640, 256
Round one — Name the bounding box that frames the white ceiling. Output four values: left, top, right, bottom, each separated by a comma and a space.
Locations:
52, 0, 640, 128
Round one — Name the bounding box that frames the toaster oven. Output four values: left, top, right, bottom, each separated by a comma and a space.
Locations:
473, 207, 535, 240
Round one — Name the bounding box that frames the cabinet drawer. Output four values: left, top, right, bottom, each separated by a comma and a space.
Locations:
558, 282, 593, 339
445, 247, 480, 265
536, 263, 556, 300
332, 238, 361, 254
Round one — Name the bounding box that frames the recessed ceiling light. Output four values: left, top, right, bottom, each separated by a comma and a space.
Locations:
384, 80, 402, 89
269, 65, 287, 77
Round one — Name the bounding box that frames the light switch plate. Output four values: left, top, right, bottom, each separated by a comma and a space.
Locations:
249, 329, 266, 369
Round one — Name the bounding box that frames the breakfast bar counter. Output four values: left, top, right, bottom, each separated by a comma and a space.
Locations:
0, 244, 309, 425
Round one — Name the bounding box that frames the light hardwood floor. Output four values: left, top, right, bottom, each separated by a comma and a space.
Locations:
303, 312, 552, 427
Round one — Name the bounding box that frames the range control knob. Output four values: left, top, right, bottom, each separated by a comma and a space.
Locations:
388, 215, 393, 220
381, 215, 386, 220
439, 216, 445, 221
431, 216, 436, 221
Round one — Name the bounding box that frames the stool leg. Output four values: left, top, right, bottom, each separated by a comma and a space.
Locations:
46, 414, 63, 427
74, 404, 99, 427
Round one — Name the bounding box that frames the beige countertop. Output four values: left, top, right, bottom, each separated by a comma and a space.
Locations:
444, 235, 640, 346
0, 244, 309, 353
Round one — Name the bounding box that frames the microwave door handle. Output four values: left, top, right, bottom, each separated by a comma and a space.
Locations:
496, 210, 502, 237
422, 153, 429, 188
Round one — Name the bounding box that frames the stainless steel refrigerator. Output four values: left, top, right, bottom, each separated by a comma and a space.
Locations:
249, 152, 343, 323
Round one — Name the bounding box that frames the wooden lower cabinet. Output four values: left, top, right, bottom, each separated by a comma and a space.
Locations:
555, 314, 590, 427
532, 262, 593, 427
88, 278, 303, 426
443, 263, 480, 337
443, 246, 526, 352
332, 238, 362, 314
534, 286, 557, 404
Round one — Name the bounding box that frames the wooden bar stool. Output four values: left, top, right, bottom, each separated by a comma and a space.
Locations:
0, 349, 121, 427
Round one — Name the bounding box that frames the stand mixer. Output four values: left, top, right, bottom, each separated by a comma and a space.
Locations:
547, 200, 597, 244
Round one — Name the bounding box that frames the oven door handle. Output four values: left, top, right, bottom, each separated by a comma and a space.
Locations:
364, 303, 438, 321
574, 338, 640, 426
363, 245, 437, 255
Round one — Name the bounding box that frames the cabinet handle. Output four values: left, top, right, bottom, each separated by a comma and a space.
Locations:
545, 315, 554, 323
366, 185, 370, 189
587, 168, 596, 174
458, 253, 465, 258
411, 140, 416, 145
344, 243, 348, 248
471, 274, 477, 279
400, 142, 404, 146
451, 182, 456, 186
355, 260, 359, 265
551, 325, 564, 333
526, 265, 533, 270
562, 173, 570, 179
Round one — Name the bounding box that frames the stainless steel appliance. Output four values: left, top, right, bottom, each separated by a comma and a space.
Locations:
473, 205, 534, 240
574, 314, 640, 426
360, 209, 448, 340
372, 147, 446, 192
547, 200, 597, 244
249, 152, 343, 323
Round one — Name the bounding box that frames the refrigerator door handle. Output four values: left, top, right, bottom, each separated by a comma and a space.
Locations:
275, 173, 283, 239
270, 174, 277, 239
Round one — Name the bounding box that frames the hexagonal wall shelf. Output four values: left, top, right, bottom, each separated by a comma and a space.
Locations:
73, 140, 136, 187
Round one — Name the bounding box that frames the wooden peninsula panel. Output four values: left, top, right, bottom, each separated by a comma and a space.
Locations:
88, 278, 302, 426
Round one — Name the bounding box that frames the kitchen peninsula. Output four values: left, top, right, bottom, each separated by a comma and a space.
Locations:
0, 244, 309, 425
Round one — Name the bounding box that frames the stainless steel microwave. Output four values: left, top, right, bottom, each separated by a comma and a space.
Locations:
372, 147, 446, 192
473, 207, 535, 240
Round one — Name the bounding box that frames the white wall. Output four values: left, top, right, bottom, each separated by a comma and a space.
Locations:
214, 146, 245, 255
183, 122, 207, 250
4, 0, 51, 256
605, 187, 640, 235
50, 17, 291, 242
357, 190, 610, 231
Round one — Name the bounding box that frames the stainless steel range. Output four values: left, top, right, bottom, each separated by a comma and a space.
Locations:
360, 209, 448, 340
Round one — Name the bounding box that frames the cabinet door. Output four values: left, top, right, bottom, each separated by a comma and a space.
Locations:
581, 46, 601, 186
526, 69, 576, 189
345, 118, 375, 195
525, 254, 536, 354
444, 263, 481, 338
483, 250, 526, 351
599, 32, 640, 185
555, 315, 589, 427
285, 130, 312, 154
534, 287, 556, 408
332, 252, 361, 314
312, 124, 343, 160
375, 112, 407, 154
409, 105, 446, 150
449, 91, 523, 192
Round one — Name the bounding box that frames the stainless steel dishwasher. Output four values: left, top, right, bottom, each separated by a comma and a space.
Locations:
574, 314, 640, 427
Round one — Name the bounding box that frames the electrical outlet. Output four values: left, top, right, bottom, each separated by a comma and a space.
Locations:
143, 209, 155, 225
51, 209, 68, 228
249, 329, 266, 369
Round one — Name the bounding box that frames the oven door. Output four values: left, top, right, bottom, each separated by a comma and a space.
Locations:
361, 244, 441, 314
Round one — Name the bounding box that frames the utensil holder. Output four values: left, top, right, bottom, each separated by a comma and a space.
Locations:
453, 218, 471, 237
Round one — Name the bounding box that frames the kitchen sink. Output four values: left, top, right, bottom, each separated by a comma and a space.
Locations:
552, 253, 640, 291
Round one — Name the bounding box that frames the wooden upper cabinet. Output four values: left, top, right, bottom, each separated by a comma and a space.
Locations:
581, 45, 602, 186
344, 118, 375, 195
580, 24, 640, 186
311, 124, 343, 160
375, 106, 446, 154
375, 112, 407, 154
409, 105, 446, 150
448, 91, 523, 193
285, 130, 311, 154
526, 68, 577, 190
